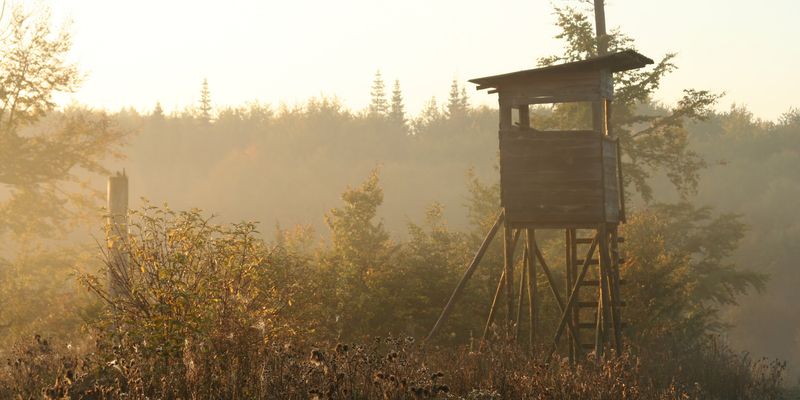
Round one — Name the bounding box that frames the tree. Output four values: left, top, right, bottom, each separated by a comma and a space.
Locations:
368, 70, 388, 118
323, 169, 392, 337
413, 96, 443, 134
0, 4, 124, 237
446, 80, 468, 119
538, 6, 720, 201
0, 4, 125, 341
389, 79, 406, 129
198, 78, 212, 122
152, 101, 164, 119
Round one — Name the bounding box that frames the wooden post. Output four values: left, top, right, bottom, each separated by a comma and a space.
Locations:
609, 228, 624, 352
427, 211, 504, 341
106, 171, 129, 302
595, 226, 612, 357
594, 0, 608, 55
566, 229, 575, 363
548, 235, 598, 360
503, 223, 515, 329
483, 269, 505, 340
483, 230, 520, 340
592, 0, 609, 135
499, 95, 513, 130
514, 247, 527, 341
517, 105, 530, 129
526, 229, 537, 352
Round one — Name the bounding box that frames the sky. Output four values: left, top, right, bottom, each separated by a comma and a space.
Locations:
41, 0, 800, 121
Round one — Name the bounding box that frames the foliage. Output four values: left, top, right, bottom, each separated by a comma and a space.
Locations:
621, 203, 766, 349
322, 169, 394, 338
537, 6, 720, 201
198, 78, 212, 123
0, 333, 785, 399
0, 4, 125, 346
77, 205, 313, 396
368, 70, 388, 118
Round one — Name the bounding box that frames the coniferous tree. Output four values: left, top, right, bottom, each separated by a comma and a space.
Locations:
152, 102, 164, 119
389, 79, 406, 129
368, 70, 388, 118
199, 78, 212, 123
446, 80, 467, 119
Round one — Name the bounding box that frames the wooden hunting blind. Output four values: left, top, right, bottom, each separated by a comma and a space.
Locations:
471, 50, 653, 227
429, 50, 654, 363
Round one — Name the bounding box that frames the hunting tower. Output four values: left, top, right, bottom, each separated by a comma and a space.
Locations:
428, 50, 653, 362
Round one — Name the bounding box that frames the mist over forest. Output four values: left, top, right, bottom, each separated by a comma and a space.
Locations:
1, 2, 799, 398
112, 87, 800, 368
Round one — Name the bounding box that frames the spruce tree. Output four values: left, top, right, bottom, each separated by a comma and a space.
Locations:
368, 70, 388, 118
389, 79, 406, 128
446, 79, 467, 119
152, 101, 164, 119
199, 78, 212, 123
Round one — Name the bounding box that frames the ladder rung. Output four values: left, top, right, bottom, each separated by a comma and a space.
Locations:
580, 279, 627, 286
576, 237, 624, 244
576, 259, 599, 265
577, 301, 627, 308
577, 322, 628, 330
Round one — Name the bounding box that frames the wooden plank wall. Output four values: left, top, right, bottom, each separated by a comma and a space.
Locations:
500, 130, 620, 225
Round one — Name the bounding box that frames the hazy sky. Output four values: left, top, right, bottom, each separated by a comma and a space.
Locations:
45, 0, 800, 120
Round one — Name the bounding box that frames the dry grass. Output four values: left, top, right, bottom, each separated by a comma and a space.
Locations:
0, 333, 786, 399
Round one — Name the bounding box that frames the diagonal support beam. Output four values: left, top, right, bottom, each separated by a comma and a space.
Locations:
534, 244, 581, 353
483, 229, 521, 340
547, 234, 600, 361
483, 269, 505, 340
426, 210, 504, 341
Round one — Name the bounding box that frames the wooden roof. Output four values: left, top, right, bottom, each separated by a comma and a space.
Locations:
470, 50, 653, 91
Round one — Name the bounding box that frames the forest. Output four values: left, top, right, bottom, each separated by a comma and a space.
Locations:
1, 3, 799, 399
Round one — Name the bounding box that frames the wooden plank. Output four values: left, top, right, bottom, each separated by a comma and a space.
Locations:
526, 229, 537, 350
580, 279, 627, 286
427, 211, 504, 341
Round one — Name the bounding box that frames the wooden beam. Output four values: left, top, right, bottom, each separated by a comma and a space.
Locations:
483, 269, 505, 340
517, 105, 530, 129
534, 245, 581, 351
106, 171, 129, 302
526, 229, 537, 352
426, 210, 505, 341
483, 229, 521, 340
503, 224, 515, 327
514, 246, 528, 341
548, 234, 599, 361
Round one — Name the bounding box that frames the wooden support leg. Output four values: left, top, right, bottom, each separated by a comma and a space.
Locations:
534, 245, 582, 354
503, 224, 515, 329
483, 269, 505, 340
569, 228, 580, 360
515, 246, 528, 341
427, 211, 504, 341
548, 235, 599, 361
595, 226, 611, 358
483, 229, 521, 340
526, 229, 537, 352
566, 229, 575, 364
609, 228, 623, 353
